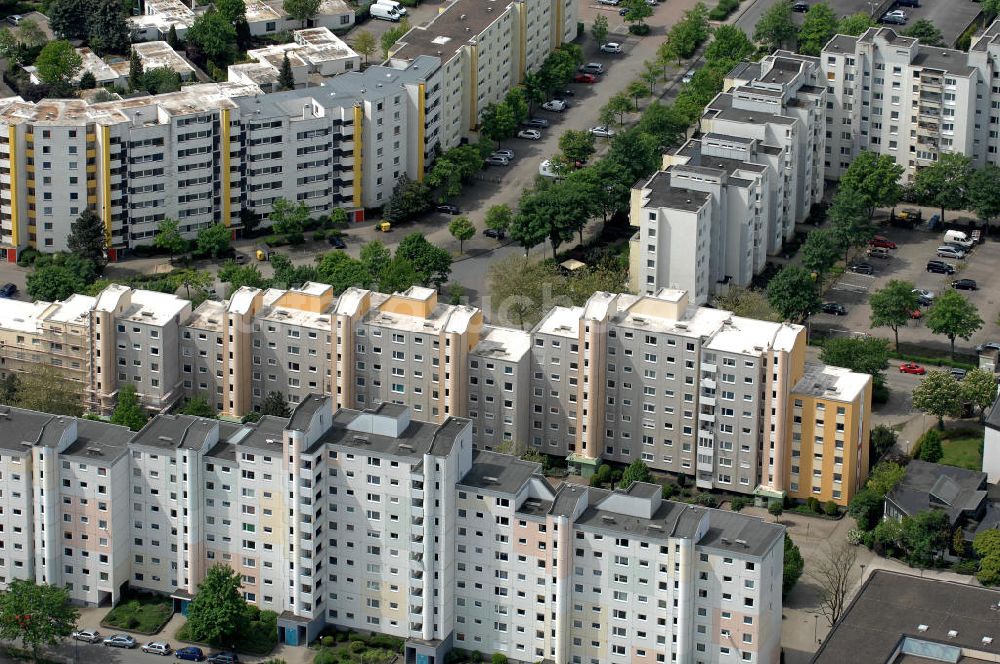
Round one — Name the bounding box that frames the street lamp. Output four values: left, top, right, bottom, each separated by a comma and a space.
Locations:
860, 563, 867, 584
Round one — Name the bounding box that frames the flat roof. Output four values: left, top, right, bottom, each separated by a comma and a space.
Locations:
391, 0, 512, 62
791, 363, 870, 401
641, 170, 712, 213
471, 325, 531, 363
309, 406, 467, 458
458, 449, 541, 494
812, 570, 1000, 664
0, 406, 132, 462
534, 305, 582, 338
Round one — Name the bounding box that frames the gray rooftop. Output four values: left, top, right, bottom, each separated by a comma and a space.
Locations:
458, 449, 541, 495
131, 413, 223, 451
887, 459, 987, 524
287, 394, 329, 432
812, 570, 1000, 664
986, 397, 1000, 432
641, 171, 711, 212
0, 406, 132, 462
308, 406, 467, 458
824, 34, 858, 53
391, 0, 509, 62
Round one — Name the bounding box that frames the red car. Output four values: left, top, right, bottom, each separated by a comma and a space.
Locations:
909, 308, 922, 319
899, 362, 926, 375
870, 236, 897, 249
574, 73, 597, 84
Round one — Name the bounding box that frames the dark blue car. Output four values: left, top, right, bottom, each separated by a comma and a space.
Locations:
175, 647, 205, 661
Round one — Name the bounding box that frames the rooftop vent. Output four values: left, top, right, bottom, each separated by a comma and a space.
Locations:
948, 630, 958, 639
158, 435, 172, 442
917, 625, 929, 633
398, 443, 414, 451
983, 637, 993, 645
483, 475, 499, 484
735, 538, 748, 548
87, 447, 102, 455
352, 435, 370, 445
265, 438, 278, 445
675, 323, 688, 330
720, 537, 730, 545
601, 515, 616, 523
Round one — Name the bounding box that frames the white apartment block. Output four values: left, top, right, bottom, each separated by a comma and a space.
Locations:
820, 21, 1000, 180
0, 281, 871, 505
630, 53, 826, 303
0, 396, 786, 664
228, 28, 361, 93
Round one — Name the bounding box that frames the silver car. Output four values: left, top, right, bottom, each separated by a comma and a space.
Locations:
103, 634, 137, 648
71, 630, 102, 643
936, 245, 966, 259
579, 63, 605, 75
142, 642, 172, 655
485, 155, 510, 166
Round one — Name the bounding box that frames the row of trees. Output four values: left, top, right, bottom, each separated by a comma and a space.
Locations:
49, 0, 130, 55
910, 153, 1000, 224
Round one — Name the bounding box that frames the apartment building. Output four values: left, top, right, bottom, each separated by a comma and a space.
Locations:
0, 396, 785, 664
630, 52, 826, 302
388, 0, 578, 151
228, 28, 361, 92
0, 281, 871, 505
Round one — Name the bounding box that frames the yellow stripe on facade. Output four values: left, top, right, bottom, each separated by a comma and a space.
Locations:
417, 84, 426, 182
352, 104, 363, 209
221, 109, 232, 227
469, 45, 479, 129
519, 6, 527, 82
8, 126, 18, 248
101, 125, 112, 248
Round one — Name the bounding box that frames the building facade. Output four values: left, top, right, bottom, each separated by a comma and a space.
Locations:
629, 52, 826, 302
0, 282, 872, 505
0, 397, 786, 664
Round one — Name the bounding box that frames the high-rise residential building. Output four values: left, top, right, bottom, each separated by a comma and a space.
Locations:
0, 396, 786, 664
0, 282, 872, 506
629, 52, 826, 302
821, 22, 1000, 181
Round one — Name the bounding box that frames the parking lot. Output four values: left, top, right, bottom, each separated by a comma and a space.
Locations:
815, 0, 982, 46
811, 224, 1000, 358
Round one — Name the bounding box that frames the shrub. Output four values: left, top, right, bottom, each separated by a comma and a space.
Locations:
314, 649, 338, 664
662, 482, 678, 499
628, 24, 651, 35
708, 0, 738, 20
492, 655, 509, 664
285, 232, 306, 245
695, 493, 718, 508
336, 631, 348, 642
355, 2, 371, 21
806, 497, 821, 513
824, 500, 839, 517
313, 229, 327, 242
953, 559, 978, 575
16, 246, 40, 267
847, 528, 864, 545
349, 640, 366, 654
321, 636, 334, 647
730, 497, 752, 512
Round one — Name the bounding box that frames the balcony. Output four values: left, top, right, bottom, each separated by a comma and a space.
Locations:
701, 377, 716, 390
700, 395, 716, 407
700, 362, 717, 373
698, 411, 715, 424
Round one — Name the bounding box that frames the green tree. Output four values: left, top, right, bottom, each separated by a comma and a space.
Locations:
592, 14, 609, 46
565, 160, 630, 224
196, 223, 232, 259
383, 174, 432, 223
640, 59, 660, 94
768, 501, 784, 522
167, 24, 180, 49
380, 20, 409, 59
962, 368, 998, 417
712, 287, 781, 322
0, 580, 79, 658
828, 187, 875, 263
269, 198, 310, 235
260, 391, 291, 417
901, 18, 945, 46
77, 70, 96, 90
218, 261, 267, 294
110, 384, 148, 431
48, 0, 89, 39
185, 564, 248, 647
967, 165, 1000, 226
619, 460, 652, 488
837, 12, 875, 35
606, 127, 659, 182
277, 53, 295, 90
754, 0, 796, 51
504, 87, 529, 124
180, 395, 217, 418
870, 424, 898, 461
67, 209, 108, 270
800, 228, 840, 279
359, 240, 392, 283
819, 336, 890, 383
86, 0, 131, 55
484, 204, 513, 238
396, 233, 452, 288
839, 151, 904, 218
26, 258, 92, 301
154, 218, 187, 260
985, 0, 1000, 21
558, 129, 596, 164
783, 534, 804, 596
912, 370, 965, 428
216, 0, 247, 23
848, 487, 884, 530
603, 93, 634, 126
314, 251, 371, 293
974, 530, 1000, 585
15, 20, 45, 49
283, 0, 322, 27
704, 24, 755, 63
869, 279, 919, 350
901, 510, 950, 567
626, 79, 650, 111
35, 40, 82, 86
142, 67, 182, 94
766, 265, 820, 322
912, 152, 973, 221
13, 365, 83, 416
187, 11, 238, 66
623, 0, 653, 26
480, 102, 517, 147
492, 654, 508, 664
924, 289, 983, 358
867, 461, 906, 496
353, 30, 377, 66
917, 428, 943, 462
797, 3, 838, 56
488, 256, 561, 329
379, 256, 418, 294
128, 47, 145, 91
448, 216, 475, 254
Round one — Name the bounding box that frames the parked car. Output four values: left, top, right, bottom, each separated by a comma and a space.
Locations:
492, 148, 514, 160
896, 0, 918, 6
952, 278, 978, 291
926, 260, 956, 274
522, 117, 550, 128
899, 362, 926, 375
936, 246, 966, 259
618, 6, 627, 14
598, 0, 620, 5
206, 653, 239, 664
950, 368, 968, 380
71, 630, 102, 643
435, 203, 460, 215
0, 283, 16, 298
792, 1, 808, 10
104, 634, 137, 649
866, 247, 891, 259
517, 129, 542, 140
484, 228, 505, 240
944, 241, 972, 254
682, 69, 696, 84
821, 302, 847, 316
579, 62, 605, 75
485, 155, 510, 166
848, 262, 874, 275
328, 234, 346, 249
142, 642, 172, 656
574, 73, 597, 84
601, 42, 623, 53
174, 647, 205, 662
541, 99, 567, 112
6, 14, 22, 24
589, 125, 615, 137
870, 235, 897, 249
881, 9, 907, 23
912, 288, 935, 306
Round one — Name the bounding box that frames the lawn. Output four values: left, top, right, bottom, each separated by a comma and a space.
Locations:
939, 427, 984, 471
313, 633, 404, 664
102, 592, 173, 634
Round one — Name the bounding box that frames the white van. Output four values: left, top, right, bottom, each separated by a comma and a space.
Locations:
370, 3, 401, 21
375, 0, 407, 16
944, 229, 974, 249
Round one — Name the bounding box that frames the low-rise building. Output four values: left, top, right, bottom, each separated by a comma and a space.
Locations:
228, 28, 360, 92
